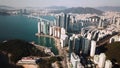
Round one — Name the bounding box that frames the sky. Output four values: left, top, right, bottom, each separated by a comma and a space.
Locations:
0, 0, 120, 8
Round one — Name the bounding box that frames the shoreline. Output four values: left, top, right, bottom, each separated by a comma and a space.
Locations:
35, 33, 61, 54
35, 33, 68, 68
31, 41, 55, 56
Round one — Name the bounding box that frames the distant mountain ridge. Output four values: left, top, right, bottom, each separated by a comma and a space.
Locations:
96, 6, 120, 12
51, 7, 103, 15
0, 5, 14, 10
45, 6, 67, 10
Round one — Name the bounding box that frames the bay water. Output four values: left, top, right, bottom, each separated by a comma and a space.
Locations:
0, 15, 58, 54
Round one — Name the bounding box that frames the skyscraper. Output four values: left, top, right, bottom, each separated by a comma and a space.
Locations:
70, 52, 80, 68
55, 13, 71, 32
81, 37, 90, 55
74, 36, 82, 55
56, 15, 61, 27
105, 60, 112, 68
68, 37, 74, 57
90, 40, 96, 57
98, 19, 104, 29
38, 21, 41, 34
65, 14, 70, 32
98, 53, 106, 68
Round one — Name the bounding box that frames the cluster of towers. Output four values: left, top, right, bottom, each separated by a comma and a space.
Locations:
111, 17, 120, 30
36, 13, 117, 68
37, 13, 77, 35
68, 34, 91, 56
68, 33, 113, 68
55, 13, 77, 32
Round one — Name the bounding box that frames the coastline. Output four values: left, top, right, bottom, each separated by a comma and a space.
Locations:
35, 33, 61, 54
30, 41, 55, 56
35, 33, 68, 68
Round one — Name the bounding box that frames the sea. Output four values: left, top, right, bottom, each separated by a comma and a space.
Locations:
0, 15, 58, 54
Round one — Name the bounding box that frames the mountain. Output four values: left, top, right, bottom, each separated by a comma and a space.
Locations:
0, 5, 14, 10
52, 7, 103, 15
0, 12, 10, 15
46, 6, 67, 10
96, 6, 120, 12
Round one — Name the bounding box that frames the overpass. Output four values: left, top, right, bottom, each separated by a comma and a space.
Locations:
96, 33, 119, 47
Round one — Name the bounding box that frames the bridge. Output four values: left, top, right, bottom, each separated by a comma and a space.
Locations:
27, 15, 53, 23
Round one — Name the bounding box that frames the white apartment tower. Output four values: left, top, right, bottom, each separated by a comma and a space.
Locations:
90, 40, 96, 57
70, 52, 81, 68
105, 60, 112, 68
98, 19, 104, 29
38, 21, 41, 34
98, 53, 106, 68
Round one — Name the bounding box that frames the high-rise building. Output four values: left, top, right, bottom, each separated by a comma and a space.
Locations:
61, 28, 66, 35
56, 15, 61, 27
68, 35, 82, 56
90, 40, 96, 57
49, 26, 53, 35
98, 19, 104, 29
55, 13, 72, 32
116, 17, 120, 29
81, 37, 90, 55
45, 22, 49, 35
98, 53, 106, 68
94, 55, 99, 64
70, 52, 80, 68
68, 37, 74, 57
60, 34, 68, 48
66, 14, 70, 32
59, 13, 65, 28
74, 36, 82, 55
40, 21, 44, 34
69, 15, 76, 32
38, 21, 41, 34
38, 20, 50, 35
104, 60, 112, 68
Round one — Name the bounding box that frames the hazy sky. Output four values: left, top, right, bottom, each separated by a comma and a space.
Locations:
0, 0, 120, 7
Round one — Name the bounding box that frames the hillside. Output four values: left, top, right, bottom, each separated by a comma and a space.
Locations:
0, 39, 49, 63
105, 42, 120, 68
52, 7, 103, 15
0, 51, 24, 68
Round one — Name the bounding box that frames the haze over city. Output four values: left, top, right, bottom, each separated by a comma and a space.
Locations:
0, 0, 120, 7
0, 0, 120, 68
